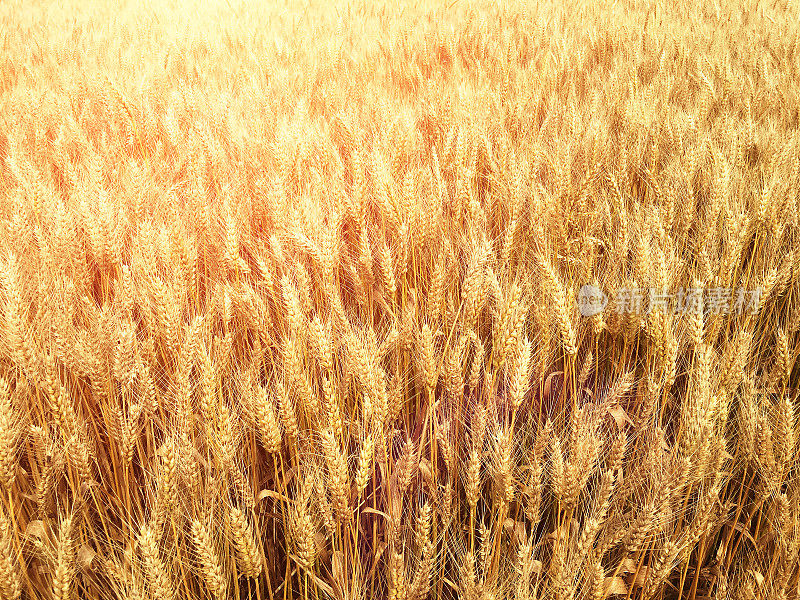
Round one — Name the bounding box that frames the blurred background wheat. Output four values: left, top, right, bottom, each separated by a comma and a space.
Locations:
0, 0, 798, 598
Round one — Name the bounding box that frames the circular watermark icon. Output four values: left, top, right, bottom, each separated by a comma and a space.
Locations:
578, 285, 608, 317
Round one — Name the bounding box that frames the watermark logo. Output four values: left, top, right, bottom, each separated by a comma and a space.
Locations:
578, 285, 608, 316
577, 286, 762, 316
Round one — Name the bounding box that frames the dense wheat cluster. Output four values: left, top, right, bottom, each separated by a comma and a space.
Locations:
0, 0, 799, 598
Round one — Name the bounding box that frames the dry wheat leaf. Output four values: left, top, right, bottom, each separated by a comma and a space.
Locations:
618, 558, 638, 574
604, 576, 628, 596
361, 507, 392, 520
332, 550, 346, 583
543, 370, 563, 401
257, 489, 292, 504
547, 520, 577, 544
25, 520, 46, 541
530, 560, 543, 575
749, 570, 764, 587
725, 519, 756, 547
627, 566, 650, 587
607, 403, 633, 428
419, 456, 434, 488
288, 556, 336, 597
370, 541, 387, 573
78, 545, 96, 571
503, 517, 526, 545
443, 576, 460, 592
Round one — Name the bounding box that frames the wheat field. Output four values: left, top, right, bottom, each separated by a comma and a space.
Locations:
0, 0, 798, 598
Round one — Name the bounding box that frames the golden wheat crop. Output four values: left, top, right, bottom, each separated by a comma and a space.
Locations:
0, 0, 798, 598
